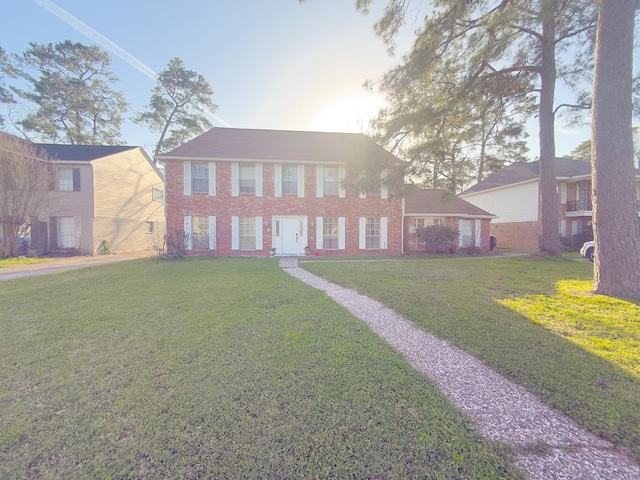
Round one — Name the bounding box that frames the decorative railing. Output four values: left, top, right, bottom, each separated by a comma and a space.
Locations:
566, 200, 640, 212
566, 199, 593, 212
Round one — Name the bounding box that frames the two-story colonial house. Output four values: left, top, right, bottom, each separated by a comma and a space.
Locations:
158, 128, 404, 256
460, 158, 640, 250
160, 128, 498, 257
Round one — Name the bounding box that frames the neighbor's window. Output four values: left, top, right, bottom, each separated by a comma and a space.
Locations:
365, 217, 380, 249
192, 216, 209, 249
191, 163, 209, 193
152, 187, 164, 202
323, 167, 339, 196
323, 217, 339, 250
239, 217, 256, 250
281, 166, 298, 195
239, 164, 256, 194
145, 221, 154, 234
58, 167, 80, 192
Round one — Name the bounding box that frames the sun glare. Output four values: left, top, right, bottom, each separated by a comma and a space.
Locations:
306, 93, 386, 133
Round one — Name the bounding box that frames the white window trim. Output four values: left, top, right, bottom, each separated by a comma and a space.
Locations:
381, 216, 388, 249
184, 216, 192, 250
560, 182, 567, 204
231, 216, 239, 250
275, 164, 282, 197
208, 162, 216, 196
184, 161, 192, 196
339, 166, 346, 198
256, 163, 263, 197
316, 166, 324, 198
231, 163, 239, 197
255, 216, 263, 250
209, 216, 216, 250
359, 217, 366, 249
316, 216, 324, 248
338, 217, 346, 249
297, 164, 305, 198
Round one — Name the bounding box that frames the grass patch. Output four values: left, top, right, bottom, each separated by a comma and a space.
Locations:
303, 255, 640, 462
0, 257, 49, 268
0, 258, 523, 479
500, 280, 640, 378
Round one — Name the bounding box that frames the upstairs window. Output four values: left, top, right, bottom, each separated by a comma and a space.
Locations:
58, 167, 80, 192
239, 164, 256, 194
282, 166, 298, 195
191, 163, 209, 193
184, 161, 215, 196
323, 167, 339, 196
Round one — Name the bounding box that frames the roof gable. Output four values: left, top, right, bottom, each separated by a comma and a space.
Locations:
156, 127, 400, 167
405, 187, 494, 217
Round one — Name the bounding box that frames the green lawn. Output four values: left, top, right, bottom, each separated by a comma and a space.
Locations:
0, 258, 523, 479
303, 255, 640, 462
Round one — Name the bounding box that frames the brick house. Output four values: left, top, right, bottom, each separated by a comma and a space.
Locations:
459, 158, 640, 250
159, 128, 500, 257
158, 128, 404, 257
403, 187, 495, 253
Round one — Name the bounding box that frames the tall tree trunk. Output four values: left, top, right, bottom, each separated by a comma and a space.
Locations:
592, 0, 640, 298
538, 13, 561, 255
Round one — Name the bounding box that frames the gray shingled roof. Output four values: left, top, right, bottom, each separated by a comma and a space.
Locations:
461, 158, 592, 195
405, 187, 495, 217
156, 127, 401, 167
35, 144, 136, 162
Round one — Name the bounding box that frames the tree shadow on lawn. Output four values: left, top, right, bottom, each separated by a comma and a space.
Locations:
302, 258, 640, 464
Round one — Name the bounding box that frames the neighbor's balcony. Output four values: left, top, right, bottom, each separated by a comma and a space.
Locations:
566, 199, 592, 213
566, 199, 640, 214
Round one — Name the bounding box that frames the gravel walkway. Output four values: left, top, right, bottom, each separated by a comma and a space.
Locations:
279, 256, 640, 480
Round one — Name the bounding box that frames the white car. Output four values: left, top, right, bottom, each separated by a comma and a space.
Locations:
580, 240, 595, 262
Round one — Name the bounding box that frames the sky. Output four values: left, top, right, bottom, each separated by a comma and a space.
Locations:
3, 0, 597, 158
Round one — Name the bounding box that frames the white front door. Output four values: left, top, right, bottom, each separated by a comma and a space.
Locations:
274, 216, 307, 255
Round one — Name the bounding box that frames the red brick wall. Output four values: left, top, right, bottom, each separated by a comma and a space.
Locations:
489, 221, 539, 251
165, 161, 403, 257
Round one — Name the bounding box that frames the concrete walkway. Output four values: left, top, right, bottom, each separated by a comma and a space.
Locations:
279, 256, 640, 480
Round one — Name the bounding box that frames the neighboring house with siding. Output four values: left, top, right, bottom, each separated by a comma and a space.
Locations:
158, 127, 404, 257
459, 158, 640, 250
32, 143, 165, 255
403, 187, 495, 253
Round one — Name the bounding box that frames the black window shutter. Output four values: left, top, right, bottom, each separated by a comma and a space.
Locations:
50, 217, 58, 249
73, 168, 81, 192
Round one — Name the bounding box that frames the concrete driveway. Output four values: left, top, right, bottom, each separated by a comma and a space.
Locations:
0, 251, 156, 281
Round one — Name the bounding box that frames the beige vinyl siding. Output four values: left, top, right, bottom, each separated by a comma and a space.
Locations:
92, 148, 165, 253
461, 181, 539, 224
